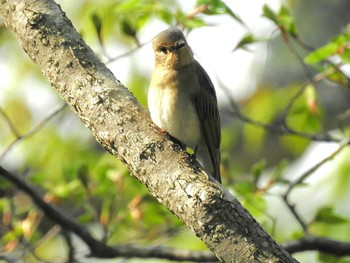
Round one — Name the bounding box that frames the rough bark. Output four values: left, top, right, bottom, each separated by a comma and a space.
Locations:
0, 0, 298, 262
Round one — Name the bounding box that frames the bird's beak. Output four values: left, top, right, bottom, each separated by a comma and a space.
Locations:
175, 39, 186, 50
168, 40, 186, 52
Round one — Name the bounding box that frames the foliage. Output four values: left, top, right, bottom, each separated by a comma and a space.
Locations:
0, 0, 350, 262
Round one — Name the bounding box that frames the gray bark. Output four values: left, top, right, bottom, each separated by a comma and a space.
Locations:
0, 0, 298, 262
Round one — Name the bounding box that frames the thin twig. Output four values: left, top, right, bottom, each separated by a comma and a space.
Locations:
282, 195, 310, 234
105, 40, 150, 64
280, 31, 314, 82
0, 107, 21, 137
285, 138, 350, 197
219, 79, 338, 142
282, 138, 350, 233
0, 104, 67, 162
279, 82, 308, 122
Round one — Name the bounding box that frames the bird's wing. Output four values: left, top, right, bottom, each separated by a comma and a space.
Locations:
193, 60, 221, 183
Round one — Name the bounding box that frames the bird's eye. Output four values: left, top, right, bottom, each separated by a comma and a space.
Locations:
159, 46, 168, 54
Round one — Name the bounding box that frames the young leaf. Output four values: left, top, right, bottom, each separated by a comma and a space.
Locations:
262, 4, 278, 24
233, 34, 256, 51
233, 34, 268, 51
91, 13, 103, 44
196, 0, 248, 29
262, 4, 297, 37
221, 2, 248, 29
251, 159, 267, 178
278, 5, 297, 37
305, 27, 350, 64
304, 43, 339, 65
313, 207, 347, 224
121, 19, 137, 39
304, 84, 319, 116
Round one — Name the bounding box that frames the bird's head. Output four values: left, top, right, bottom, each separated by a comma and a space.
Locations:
152, 27, 194, 69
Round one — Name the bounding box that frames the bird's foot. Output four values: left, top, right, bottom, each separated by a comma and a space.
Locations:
159, 128, 168, 135
166, 134, 186, 152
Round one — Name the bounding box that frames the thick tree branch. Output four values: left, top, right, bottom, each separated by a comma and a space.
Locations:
0, 0, 297, 262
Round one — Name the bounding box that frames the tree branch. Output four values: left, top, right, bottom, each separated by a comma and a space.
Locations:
283, 235, 350, 256
0, 165, 217, 262
281, 138, 350, 235
0, 104, 66, 161
219, 80, 336, 143
0, 0, 297, 262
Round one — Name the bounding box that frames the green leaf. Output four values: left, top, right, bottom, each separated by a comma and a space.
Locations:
233, 34, 268, 51
305, 32, 350, 65
234, 181, 255, 196
262, 4, 278, 24
196, 0, 226, 15
91, 13, 102, 37
251, 159, 267, 178
318, 253, 350, 263
121, 19, 137, 38
114, 0, 141, 12
285, 85, 323, 134
176, 12, 207, 29
196, 0, 247, 28
157, 9, 173, 25
221, 2, 247, 28
272, 159, 289, 180
233, 34, 255, 51
304, 43, 339, 64
314, 207, 347, 224
278, 5, 297, 37
262, 4, 297, 37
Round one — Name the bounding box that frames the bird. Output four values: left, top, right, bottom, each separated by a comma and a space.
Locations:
148, 27, 221, 183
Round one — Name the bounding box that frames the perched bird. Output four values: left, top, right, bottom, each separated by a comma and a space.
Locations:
148, 27, 221, 183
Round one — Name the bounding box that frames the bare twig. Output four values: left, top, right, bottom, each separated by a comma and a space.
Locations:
282, 195, 310, 234
285, 138, 350, 198
282, 138, 350, 233
0, 107, 21, 137
219, 79, 337, 142
105, 40, 150, 64
280, 31, 314, 82
0, 104, 67, 162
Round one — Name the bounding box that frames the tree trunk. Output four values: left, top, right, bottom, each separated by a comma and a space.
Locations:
0, 0, 298, 262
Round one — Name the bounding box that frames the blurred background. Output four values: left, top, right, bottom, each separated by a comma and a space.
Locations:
0, 0, 350, 262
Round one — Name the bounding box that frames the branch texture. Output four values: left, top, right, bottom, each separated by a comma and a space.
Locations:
0, 0, 297, 262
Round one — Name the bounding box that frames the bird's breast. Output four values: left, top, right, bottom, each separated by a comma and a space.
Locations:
148, 68, 202, 149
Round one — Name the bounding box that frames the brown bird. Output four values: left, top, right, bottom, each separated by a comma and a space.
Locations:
148, 27, 221, 183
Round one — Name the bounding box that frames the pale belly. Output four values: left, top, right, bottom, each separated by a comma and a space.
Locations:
148, 86, 202, 149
